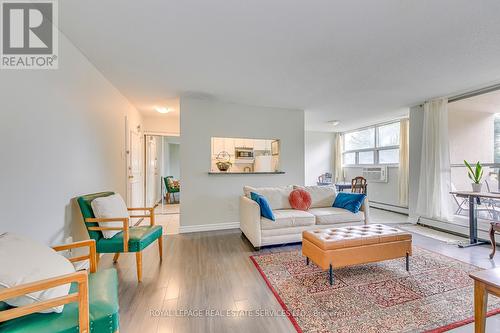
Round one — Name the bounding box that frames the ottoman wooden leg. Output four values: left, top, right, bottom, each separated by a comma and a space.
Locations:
329, 264, 334, 285
306, 257, 309, 265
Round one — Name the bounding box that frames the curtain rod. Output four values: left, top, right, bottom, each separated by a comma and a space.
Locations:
448, 83, 500, 103
418, 83, 500, 107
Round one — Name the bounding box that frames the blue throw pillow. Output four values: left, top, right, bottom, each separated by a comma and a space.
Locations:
333, 192, 366, 213
250, 192, 275, 221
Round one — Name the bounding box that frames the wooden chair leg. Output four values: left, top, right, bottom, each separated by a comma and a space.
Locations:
158, 236, 163, 261
96, 253, 100, 268
166, 193, 170, 203
113, 253, 120, 263
136, 252, 143, 282
490, 225, 497, 259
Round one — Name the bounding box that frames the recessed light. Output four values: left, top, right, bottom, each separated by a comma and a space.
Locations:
328, 120, 340, 126
155, 106, 170, 114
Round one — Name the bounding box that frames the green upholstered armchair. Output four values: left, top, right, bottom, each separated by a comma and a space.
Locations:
77, 192, 163, 282
0, 240, 119, 333
164, 176, 180, 203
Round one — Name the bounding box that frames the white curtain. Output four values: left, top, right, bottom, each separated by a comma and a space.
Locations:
334, 133, 343, 182
416, 98, 452, 221
399, 119, 409, 206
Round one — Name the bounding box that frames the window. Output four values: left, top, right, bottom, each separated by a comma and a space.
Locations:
379, 148, 399, 164
358, 151, 374, 164
344, 128, 375, 151
342, 121, 401, 166
377, 122, 400, 147
343, 152, 356, 165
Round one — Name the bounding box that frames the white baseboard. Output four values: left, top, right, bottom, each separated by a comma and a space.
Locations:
179, 222, 240, 234
370, 202, 409, 215
418, 216, 499, 245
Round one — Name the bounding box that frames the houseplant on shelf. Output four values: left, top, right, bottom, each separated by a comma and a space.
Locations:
464, 160, 483, 192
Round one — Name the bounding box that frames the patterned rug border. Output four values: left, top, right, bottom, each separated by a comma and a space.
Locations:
250, 246, 500, 333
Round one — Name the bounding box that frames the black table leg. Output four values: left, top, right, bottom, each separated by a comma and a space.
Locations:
406, 253, 409, 271
458, 195, 488, 248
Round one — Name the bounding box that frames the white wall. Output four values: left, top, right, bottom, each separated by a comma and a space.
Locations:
180, 97, 304, 228
0, 33, 142, 245
304, 131, 334, 186
143, 114, 180, 135
448, 108, 495, 191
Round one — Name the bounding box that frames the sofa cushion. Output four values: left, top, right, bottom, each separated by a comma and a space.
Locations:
243, 186, 293, 210
250, 192, 275, 221
289, 189, 312, 211
333, 192, 366, 213
308, 207, 364, 225
0, 268, 119, 333
294, 185, 337, 208
260, 209, 315, 230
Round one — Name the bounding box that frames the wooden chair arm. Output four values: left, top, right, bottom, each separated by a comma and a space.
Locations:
52, 240, 97, 273
127, 207, 155, 226
0, 271, 89, 333
84, 218, 129, 252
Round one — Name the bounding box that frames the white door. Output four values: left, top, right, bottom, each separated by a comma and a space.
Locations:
127, 129, 143, 208
145, 136, 160, 206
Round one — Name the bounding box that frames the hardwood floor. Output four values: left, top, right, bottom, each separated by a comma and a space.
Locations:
98, 209, 500, 333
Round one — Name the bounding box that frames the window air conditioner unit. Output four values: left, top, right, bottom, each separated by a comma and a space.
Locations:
362, 166, 388, 183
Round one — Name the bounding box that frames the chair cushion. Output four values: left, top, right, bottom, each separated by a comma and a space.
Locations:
77, 192, 115, 241
308, 207, 364, 225
91, 193, 129, 239
243, 186, 293, 210
0, 233, 75, 313
0, 268, 119, 333
294, 185, 337, 208
260, 209, 315, 230
97, 225, 162, 253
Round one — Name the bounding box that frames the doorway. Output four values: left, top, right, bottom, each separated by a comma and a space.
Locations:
144, 134, 180, 235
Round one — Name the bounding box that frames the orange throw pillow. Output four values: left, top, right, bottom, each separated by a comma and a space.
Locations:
289, 189, 312, 211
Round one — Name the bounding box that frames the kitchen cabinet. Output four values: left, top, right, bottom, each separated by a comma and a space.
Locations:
213, 138, 224, 156
234, 138, 245, 148
224, 138, 235, 155
254, 139, 266, 150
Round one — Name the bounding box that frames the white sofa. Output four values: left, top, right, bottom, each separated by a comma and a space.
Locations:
239, 185, 370, 249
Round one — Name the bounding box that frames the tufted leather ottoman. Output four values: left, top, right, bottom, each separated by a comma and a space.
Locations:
302, 224, 412, 285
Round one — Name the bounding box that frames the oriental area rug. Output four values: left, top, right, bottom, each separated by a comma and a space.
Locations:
250, 247, 500, 333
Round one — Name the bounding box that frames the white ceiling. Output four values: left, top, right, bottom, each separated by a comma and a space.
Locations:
59, 0, 500, 131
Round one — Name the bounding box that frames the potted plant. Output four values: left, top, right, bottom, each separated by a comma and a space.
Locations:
464, 160, 483, 192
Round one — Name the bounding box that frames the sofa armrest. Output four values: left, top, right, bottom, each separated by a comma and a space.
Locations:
360, 197, 370, 224
239, 196, 262, 248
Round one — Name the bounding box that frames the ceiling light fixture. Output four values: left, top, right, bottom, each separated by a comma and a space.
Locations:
328, 120, 340, 126
155, 106, 170, 114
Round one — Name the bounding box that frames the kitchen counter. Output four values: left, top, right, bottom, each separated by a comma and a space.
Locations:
208, 171, 285, 175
